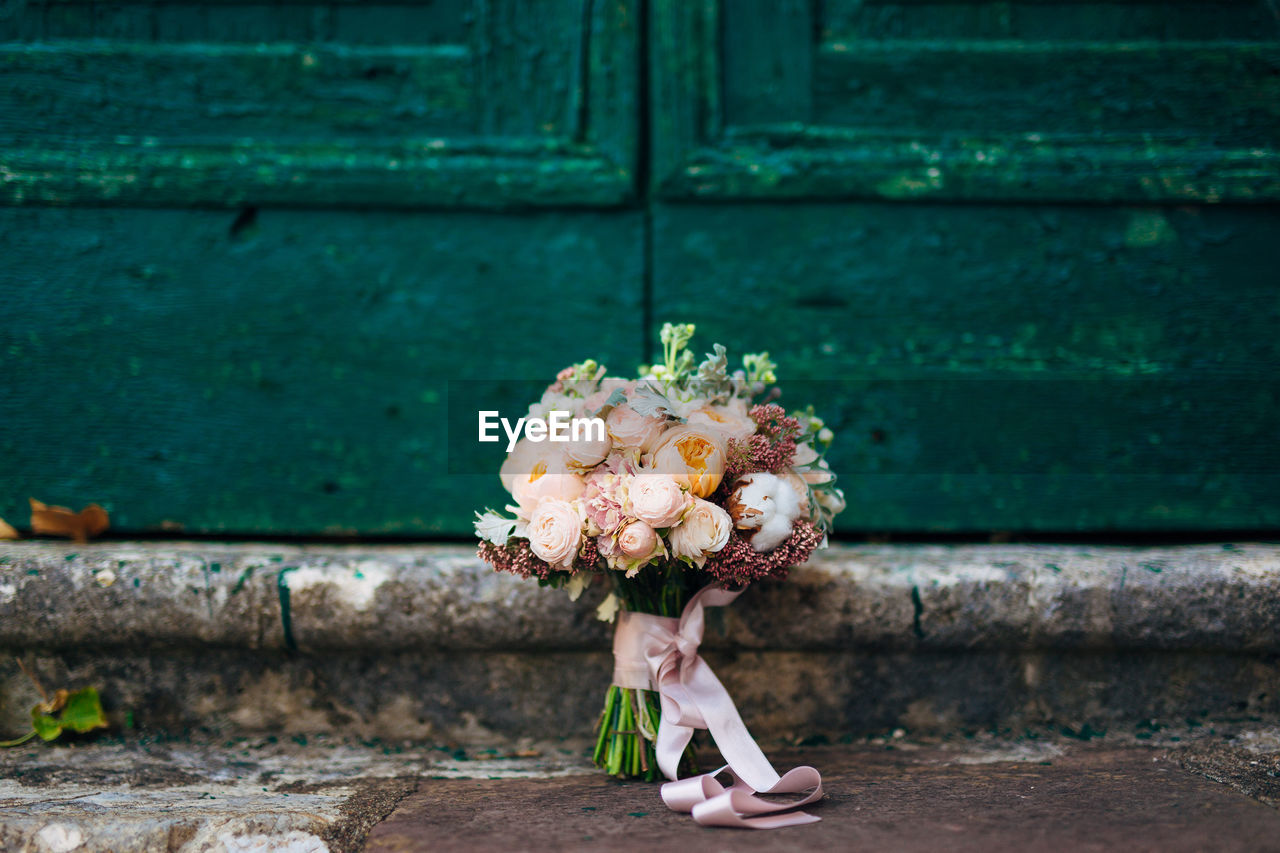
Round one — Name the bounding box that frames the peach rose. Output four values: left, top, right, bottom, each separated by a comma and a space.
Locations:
526, 498, 583, 568
606, 403, 668, 452
686, 397, 756, 443
667, 498, 731, 568
511, 451, 586, 513
627, 473, 692, 528
500, 437, 543, 493
617, 520, 659, 559
651, 426, 727, 498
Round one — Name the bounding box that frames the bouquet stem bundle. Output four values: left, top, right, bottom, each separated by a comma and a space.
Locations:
592, 568, 698, 780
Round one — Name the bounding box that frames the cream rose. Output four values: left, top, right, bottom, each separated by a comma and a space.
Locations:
650, 426, 727, 498
686, 397, 756, 443
562, 430, 612, 470
617, 519, 659, 559
667, 498, 731, 568
526, 498, 583, 568
627, 473, 692, 528
815, 486, 846, 517
606, 403, 668, 452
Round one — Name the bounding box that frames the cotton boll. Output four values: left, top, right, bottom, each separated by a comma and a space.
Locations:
728, 472, 803, 553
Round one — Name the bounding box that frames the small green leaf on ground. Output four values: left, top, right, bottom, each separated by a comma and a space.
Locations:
31, 687, 108, 741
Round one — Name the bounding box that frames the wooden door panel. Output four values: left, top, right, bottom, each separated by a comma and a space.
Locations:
1, 0, 638, 208
652, 202, 1280, 530
0, 206, 644, 534
655, 0, 1280, 202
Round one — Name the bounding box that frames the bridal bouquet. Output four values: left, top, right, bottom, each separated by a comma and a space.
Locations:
475, 323, 843, 828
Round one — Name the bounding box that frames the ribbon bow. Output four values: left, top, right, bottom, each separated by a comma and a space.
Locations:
611, 585, 824, 829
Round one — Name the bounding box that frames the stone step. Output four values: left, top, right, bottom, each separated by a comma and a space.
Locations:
1, 542, 1278, 743
1, 728, 1278, 852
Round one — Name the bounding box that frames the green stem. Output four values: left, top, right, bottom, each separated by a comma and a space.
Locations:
0, 730, 36, 747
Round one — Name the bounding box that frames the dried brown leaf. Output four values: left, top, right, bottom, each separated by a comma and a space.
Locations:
0, 517, 17, 540
29, 499, 110, 544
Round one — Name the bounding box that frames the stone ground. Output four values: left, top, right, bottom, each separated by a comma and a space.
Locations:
2, 727, 1278, 852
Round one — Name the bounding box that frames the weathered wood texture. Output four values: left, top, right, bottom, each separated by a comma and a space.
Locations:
2, 0, 1278, 535
654, 0, 1280, 202
0, 207, 644, 534
652, 202, 1280, 530
0, 0, 639, 208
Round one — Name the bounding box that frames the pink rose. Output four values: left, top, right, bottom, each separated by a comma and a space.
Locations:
667, 498, 731, 568
617, 520, 659, 559
627, 473, 692, 528
606, 403, 668, 452
526, 498, 583, 568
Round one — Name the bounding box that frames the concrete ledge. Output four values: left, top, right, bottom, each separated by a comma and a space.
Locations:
3, 542, 1277, 740
1, 541, 1278, 653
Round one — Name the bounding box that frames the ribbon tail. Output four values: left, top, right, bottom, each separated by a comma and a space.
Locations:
655, 713, 695, 782
691, 791, 822, 830
680, 653, 782, 792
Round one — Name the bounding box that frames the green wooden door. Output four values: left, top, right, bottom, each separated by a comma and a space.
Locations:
3, 0, 1278, 535
1, 0, 644, 535
650, 0, 1280, 531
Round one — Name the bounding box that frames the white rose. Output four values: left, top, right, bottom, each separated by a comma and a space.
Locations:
526, 498, 583, 568
627, 473, 692, 528
606, 404, 668, 452
667, 498, 732, 568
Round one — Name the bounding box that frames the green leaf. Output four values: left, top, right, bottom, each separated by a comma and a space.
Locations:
30, 687, 108, 742
31, 710, 62, 741
590, 387, 628, 417
628, 382, 678, 421
60, 688, 108, 734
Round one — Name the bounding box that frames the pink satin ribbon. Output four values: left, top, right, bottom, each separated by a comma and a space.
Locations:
611, 585, 824, 829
